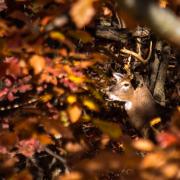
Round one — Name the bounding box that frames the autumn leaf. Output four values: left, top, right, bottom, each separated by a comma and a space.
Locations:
0, 132, 17, 149
74, 61, 95, 69
68, 104, 82, 123
33, 134, 53, 145
17, 138, 41, 157
150, 117, 161, 127
68, 74, 85, 84
29, 55, 46, 75
159, 0, 168, 8
132, 139, 155, 152
50, 31, 65, 41
157, 132, 178, 148
70, 0, 96, 28
40, 93, 53, 102
5, 57, 22, 77
93, 119, 122, 139
83, 98, 99, 111
68, 30, 94, 43
67, 95, 77, 104
12, 169, 33, 180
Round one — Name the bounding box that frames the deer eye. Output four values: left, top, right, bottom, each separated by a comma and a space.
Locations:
123, 83, 130, 87
121, 82, 131, 91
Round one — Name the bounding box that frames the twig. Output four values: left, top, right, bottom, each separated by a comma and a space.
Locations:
44, 147, 70, 174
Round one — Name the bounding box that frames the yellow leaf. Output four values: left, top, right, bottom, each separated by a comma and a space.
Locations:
67, 95, 77, 104
150, 117, 161, 127
82, 114, 91, 122
68, 105, 82, 123
93, 119, 122, 139
68, 30, 94, 43
50, 31, 65, 41
83, 99, 99, 111
29, 55, 45, 75
68, 75, 85, 84
40, 94, 53, 102
59, 111, 69, 126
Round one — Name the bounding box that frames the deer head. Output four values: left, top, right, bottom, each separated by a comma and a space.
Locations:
107, 73, 135, 104
106, 73, 157, 131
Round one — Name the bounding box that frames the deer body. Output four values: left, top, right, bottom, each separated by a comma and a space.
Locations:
107, 73, 157, 133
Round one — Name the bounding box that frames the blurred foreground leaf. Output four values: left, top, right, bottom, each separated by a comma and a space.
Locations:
93, 119, 122, 139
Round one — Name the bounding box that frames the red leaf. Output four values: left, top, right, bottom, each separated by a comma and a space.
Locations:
157, 132, 178, 148
4, 57, 22, 77
17, 138, 42, 158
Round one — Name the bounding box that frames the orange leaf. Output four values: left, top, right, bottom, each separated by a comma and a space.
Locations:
12, 169, 33, 180
159, 0, 168, 8
74, 61, 95, 69
29, 55, 46, 75
132, 139, 155, 152
70, 0, 96, 28
0, 132, 17, 149
34, 134, 53, 145
68, 105, 82, 123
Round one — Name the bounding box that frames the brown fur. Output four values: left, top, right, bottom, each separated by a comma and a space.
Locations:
107, 73, 157, 134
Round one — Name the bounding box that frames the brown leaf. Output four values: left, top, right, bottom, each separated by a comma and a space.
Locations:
74, 151, 140, 174
0, 132, 17, 149
12, 169, 33, 180
59, 171, 95, 180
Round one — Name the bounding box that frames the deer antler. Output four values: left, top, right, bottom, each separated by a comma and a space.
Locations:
120, 41, 152, 64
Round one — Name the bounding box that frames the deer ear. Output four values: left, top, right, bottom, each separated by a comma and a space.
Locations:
113, 73, 124, 81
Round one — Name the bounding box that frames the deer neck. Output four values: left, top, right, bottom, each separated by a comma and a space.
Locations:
124, 85, 157, 129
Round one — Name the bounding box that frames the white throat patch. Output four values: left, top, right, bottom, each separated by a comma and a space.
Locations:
108, 94, 121, 101
125, 101, 133, 110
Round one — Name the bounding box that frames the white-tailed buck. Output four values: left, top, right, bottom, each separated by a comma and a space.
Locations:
106, 73, 158, 137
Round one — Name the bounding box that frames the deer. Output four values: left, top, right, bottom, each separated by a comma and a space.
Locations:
106, 73, 159, 138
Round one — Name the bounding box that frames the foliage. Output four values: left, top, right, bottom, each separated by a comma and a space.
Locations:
0, 0, 179, 179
